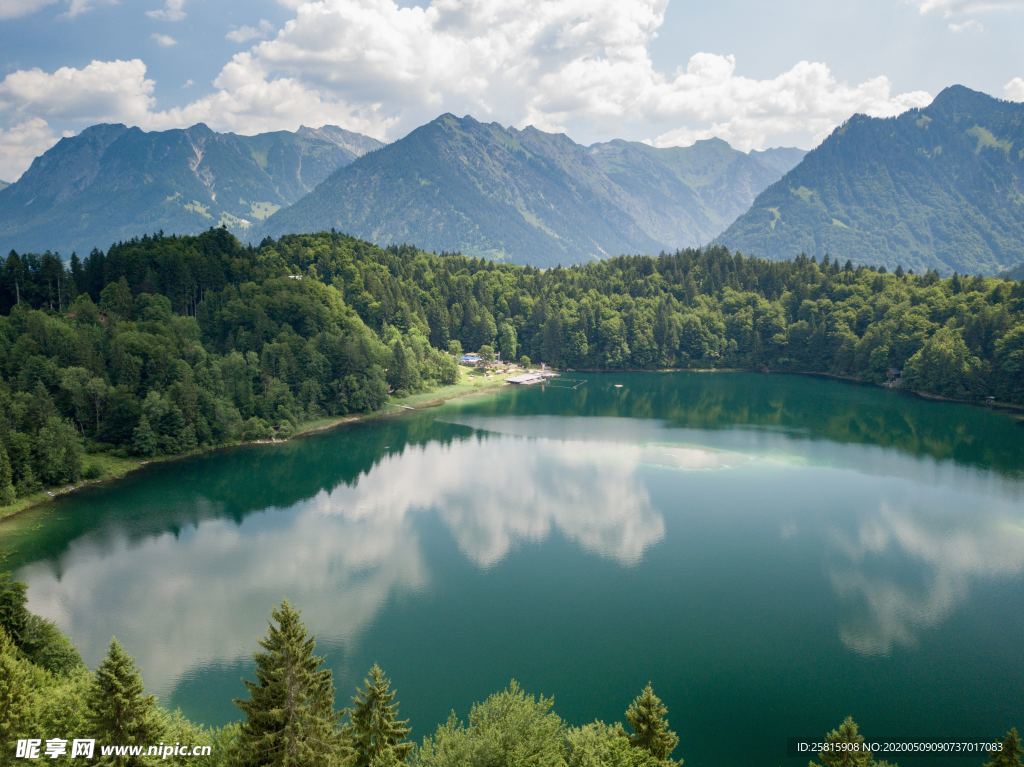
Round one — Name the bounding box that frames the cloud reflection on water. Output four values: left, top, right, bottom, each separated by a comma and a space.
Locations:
826, 496, 1024, 656
20, 428, 693, 693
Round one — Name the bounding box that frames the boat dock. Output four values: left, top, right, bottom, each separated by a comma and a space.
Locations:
505, 370, 586, 389
505, 371, 558, 385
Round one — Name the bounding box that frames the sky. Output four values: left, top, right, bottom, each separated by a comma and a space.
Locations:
0, 0, 1022, 181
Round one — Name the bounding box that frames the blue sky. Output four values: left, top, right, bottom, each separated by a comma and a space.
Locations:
0, 0, 1021, 180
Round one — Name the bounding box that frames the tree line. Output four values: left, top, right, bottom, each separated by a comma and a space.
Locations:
2, 228, 1024, 505
3, 572, 1020, 767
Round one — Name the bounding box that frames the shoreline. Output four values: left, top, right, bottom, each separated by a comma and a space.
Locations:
2, 365, 1021, 525
0, 367, 517, 525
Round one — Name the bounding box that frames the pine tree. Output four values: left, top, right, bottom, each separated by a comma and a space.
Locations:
809, 717, 874, 767
132, 415, 158, 457
984, 729, 1024, 767
0, 572, 29, 647
625, 683, 681, 765
87, 638, 164, 766
0, 444, 15, 505
234, 601, 340, 767
346, 664, 413, 767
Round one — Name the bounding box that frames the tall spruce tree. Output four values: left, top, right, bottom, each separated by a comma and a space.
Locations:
809, 717, 877, 767
0, 445, 15, 505
984, 729, 1024, 767
624, 683, 681, 765
346, 664, 413, 767
87, 638, 164, 767
234, 601, 340, 767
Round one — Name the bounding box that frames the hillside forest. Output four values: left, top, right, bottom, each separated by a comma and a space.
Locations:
1, 228, 1023, 505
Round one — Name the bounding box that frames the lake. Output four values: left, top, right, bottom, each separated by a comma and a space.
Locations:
3, 372, 1023, 766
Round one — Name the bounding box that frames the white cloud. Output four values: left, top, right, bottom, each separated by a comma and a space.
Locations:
909, 0, 1024, 13
1005, 76, 1024, 100
151, 32, 176, 47
0, 0, 114, 18
0, 59, 155, 124
907, 0, 1024, 32
177, 0, 929, 150
0, 0, 942, 178
147, 0, 184, 21
0, 117, 57, 181
226, 18, 274, 44
0, 0, 56, 18
948, 17, 984, 29
0, 59, 156, 177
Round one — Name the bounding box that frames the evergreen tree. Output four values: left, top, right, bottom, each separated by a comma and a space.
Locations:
624, 683, 681, 764
0, 629, 37, 745
0, 572, 29, 647
0, 444, 15, 505
347, 664, 413, 767
132, 415, 158, 457
984, 729, 1024, 767
234, 601, 340, 767
809, 717, 874, 767
87, 638, 164, 766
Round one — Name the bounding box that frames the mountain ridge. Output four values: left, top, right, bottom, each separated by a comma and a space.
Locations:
258, 114, 805, 266
0, 122, 384, 255
717, 84, 1024, 274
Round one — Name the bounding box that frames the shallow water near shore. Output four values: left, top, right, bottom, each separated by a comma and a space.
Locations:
5, 372, 1024, 766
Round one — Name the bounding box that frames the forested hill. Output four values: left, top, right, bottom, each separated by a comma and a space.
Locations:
717, 85, 1024, 275
2, 228, 1023, 505
0, 123, 383, 257
259, 114, 803, 266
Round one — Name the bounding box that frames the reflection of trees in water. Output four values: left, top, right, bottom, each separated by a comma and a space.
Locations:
17, 431, 667, 694
468, 372, 1024, 477
2, 414, 476, 568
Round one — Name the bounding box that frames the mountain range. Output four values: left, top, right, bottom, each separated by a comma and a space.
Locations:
1, 85, 1021, 274
718, 85, 1024, 274
0, 123, 383, 256
259, 114, 804, 266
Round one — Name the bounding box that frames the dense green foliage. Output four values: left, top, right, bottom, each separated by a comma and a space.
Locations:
261, 114, 802, 266
719, 85, 1024, 275
0, 123, 382, 257
624, 684, 680, 764
346, 665, 414, 767
2, 573, 1019, 767
235, 602, 341, 767
88, 640, 165, 766
2, 227, 1023, 505
983, 729, 1023, 767
808, 717, 896, 767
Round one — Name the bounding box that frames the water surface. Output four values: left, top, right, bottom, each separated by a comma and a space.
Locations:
4, 373, 1023, 766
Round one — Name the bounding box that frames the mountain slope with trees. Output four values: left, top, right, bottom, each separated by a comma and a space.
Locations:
260, 114, 803, 266
717, 85, 1024, 275
0, 123, 383, 257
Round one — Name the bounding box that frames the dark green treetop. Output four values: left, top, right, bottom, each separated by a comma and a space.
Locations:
235, 601, 341, 767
